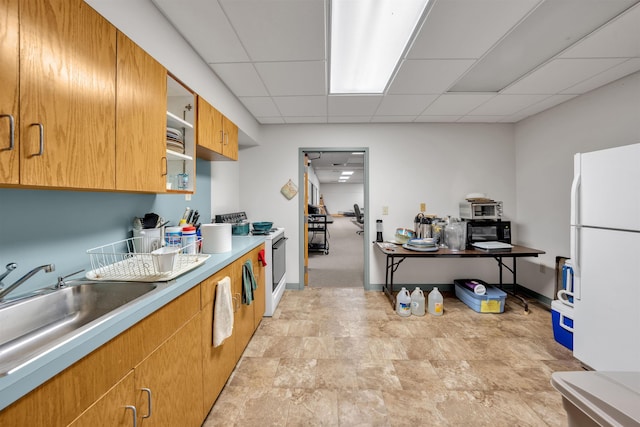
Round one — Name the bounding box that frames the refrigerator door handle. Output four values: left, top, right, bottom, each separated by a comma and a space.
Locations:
570, 226, 579, 269
570, 168, 580, 226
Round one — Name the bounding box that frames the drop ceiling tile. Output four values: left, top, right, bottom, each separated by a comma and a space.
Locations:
388, 60, 475, 94
469, 94, 549, 115
210, 63, 268, 97
408, 0, 539, 59
421, 93, 496, 115
255, 61, 326, 96
284, 116, 327, 124
457, 115, 503, 123
328, 96, 383, 117
370, 116, 419, 123
561, 58, 640, 94
451, 0, 638, 92
257, 117, 286, 124
239, 96, 280, 117
152, 0, 249, 63
272, 96, 327, 117
500, 94, 578, 122
328, 116, 372, 123
503, 58, 628, 94
375, 95, 438, 116
559, 3, 640, 58
414, 115, 462, 123
219, 0, 325, 61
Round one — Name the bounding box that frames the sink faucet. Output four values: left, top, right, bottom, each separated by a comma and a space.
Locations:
0, 263, 18, 288
0, 263, 55, 301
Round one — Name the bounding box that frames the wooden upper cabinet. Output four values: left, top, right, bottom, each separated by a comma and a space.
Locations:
19, 0, 117, 189
0, 0, 19, 185
196, 96, 224, 154
115, 31, 167, 193
196, 96, 238, 161
222, 116, 238, 161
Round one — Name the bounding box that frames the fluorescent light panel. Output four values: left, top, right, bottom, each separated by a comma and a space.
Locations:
330, 0, 430, 94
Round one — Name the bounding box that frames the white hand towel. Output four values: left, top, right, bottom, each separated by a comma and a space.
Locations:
213, 276, 234, 347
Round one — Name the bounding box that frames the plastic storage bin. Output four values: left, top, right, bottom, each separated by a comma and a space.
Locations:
551, 299, 574, 350
454, 279, 506, 313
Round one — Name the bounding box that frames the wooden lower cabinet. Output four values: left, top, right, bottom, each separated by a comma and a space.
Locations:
68, 313, 202, 427
200, 244, 265, 410
67, 372, 136, 427
134, 313, 203, 427
200, 264, 237, 413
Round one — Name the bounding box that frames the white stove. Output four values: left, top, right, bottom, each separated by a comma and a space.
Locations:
215, 212, 286, 317
263, 227, 286, 317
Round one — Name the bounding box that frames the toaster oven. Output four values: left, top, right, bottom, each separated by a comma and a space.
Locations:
459, 201, 503, 220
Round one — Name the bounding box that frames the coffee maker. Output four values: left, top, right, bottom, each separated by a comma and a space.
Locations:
414, 213, 432, 239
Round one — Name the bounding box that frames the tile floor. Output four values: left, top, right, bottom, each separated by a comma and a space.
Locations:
203, 288, 583, 426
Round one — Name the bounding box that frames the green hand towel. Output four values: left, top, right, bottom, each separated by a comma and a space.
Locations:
242, 260, 257, 305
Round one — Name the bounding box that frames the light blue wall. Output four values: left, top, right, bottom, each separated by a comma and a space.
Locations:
0, 159, 212, 296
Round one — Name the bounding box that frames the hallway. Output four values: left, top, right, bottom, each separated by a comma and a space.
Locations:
308, 216, 364, 288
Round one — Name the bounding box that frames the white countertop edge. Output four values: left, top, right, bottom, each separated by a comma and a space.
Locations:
0, 235, 265, 411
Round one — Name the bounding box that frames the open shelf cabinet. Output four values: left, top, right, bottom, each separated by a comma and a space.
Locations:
166, 75, 196, 192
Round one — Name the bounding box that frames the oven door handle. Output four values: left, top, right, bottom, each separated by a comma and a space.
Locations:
273, 237, 288, 249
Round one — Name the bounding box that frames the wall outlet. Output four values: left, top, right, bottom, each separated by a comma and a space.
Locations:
539, 263, 545, 273
185, 194, 192, 201
382, 206, 389, 215
420, 203, 426, 212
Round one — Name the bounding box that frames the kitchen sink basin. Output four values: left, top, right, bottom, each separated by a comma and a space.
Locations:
0, 281, 163, 376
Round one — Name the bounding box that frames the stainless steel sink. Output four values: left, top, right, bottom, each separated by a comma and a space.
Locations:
0, 281, 162, 376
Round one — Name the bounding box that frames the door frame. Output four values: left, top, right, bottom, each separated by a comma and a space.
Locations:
297, 147, 370, 290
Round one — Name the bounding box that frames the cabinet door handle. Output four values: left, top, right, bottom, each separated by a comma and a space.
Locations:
124, 405, 137, 427
161, 156, 167, 176
0, 114, 15, 151
141, 387, 152, 419
29, 123, 44, 157
219, 129, 224, 145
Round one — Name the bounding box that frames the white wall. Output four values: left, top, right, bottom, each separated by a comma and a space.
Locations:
319, 183, 364, 215
514, 71, 640, 298
239, 123, 517, 288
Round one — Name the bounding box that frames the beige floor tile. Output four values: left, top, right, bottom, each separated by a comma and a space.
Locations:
204, 288, 579, 426
315, 358, 359, 389
273, 358, 318, 389
286, 388, 339, 426
338, 389, 390, 426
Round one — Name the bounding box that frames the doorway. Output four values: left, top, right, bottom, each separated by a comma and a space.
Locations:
298, 148, 370, 289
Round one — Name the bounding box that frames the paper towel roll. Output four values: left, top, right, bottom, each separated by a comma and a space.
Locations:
201, 223, 232, 253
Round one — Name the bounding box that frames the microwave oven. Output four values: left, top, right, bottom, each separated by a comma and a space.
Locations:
465, 220, 511, 248
459, 201, 503, 220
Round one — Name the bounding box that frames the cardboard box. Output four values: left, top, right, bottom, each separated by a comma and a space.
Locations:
551, 299, 574, 350
454, 279, 506, 313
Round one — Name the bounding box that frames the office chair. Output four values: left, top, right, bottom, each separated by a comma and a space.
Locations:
353, 204, 364, 235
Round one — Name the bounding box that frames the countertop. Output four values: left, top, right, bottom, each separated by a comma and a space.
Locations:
0, 235, 265, 411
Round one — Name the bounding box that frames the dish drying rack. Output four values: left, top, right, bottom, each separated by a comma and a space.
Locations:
86, 237, 210, 282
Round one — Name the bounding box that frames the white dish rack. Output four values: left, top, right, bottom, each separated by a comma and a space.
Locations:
86, 237, 210, 282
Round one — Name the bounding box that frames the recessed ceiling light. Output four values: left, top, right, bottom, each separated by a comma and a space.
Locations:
330, 0, 430, 94
341, 171, 354, 176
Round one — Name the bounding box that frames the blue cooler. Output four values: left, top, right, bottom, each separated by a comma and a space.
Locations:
551, 300, 574, 350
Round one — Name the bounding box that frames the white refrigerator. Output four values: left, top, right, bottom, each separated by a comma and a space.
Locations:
570, 142, 640, 371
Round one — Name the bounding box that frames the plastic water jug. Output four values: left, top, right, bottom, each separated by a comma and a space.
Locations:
428, 287, 444, 316
410, 287, 425, 316
396, 287, 411, 317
